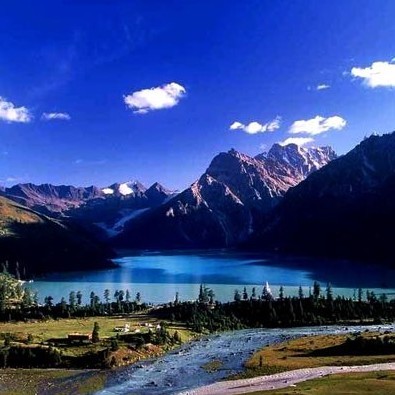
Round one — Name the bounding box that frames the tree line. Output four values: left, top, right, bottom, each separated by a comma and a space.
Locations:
153, 283, 395, 332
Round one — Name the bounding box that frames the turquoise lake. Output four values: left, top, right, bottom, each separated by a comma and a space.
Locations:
27, 251, 395, 304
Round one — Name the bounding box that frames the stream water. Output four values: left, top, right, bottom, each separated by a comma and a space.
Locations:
96, 324, 395, 394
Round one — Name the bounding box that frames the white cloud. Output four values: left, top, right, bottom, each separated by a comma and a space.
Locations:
0, 97, 32, 123
279, 137, 315, 146
230, 116, 281, 134
289, 115, 346, 135
351, 60, 395, 88
316, 84, 330, 90
42, 112, 71, 121
124, 82, 186, 114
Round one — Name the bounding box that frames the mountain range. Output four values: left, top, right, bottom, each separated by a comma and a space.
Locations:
0, 180, 177, 236
2, 132, 394, 276
113, 143, 336, 248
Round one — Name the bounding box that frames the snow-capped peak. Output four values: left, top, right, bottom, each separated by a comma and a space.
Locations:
103, 180, 147, 196
119, 182, 134, 196
254, 143, 337, 178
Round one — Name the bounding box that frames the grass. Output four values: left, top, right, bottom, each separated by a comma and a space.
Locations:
0, 315, 197, 393
0, 197, 45, 237
0, 314, 195, 369
0, 369, 107, 395
231, 331, 395, 380
0, 314, 194, 343
243, 371, 395, 395
202, 359, 223, 373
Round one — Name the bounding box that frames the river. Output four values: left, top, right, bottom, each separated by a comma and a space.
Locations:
95, 324, 395, 394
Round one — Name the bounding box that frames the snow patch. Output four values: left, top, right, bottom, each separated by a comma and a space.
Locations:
95, 208, 149, 237
119, 183, 134, 195
102, 188, 114, 195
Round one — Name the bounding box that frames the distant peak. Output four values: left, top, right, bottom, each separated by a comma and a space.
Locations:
147, 182, 169, 193
106, 180, 147, 196
228, 148, 242, 156
148, 181, 162, 189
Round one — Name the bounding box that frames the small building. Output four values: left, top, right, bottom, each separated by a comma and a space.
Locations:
68, 333, 92, 343
114, 323, 131, 333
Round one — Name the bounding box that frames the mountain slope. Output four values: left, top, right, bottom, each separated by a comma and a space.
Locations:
248, 133, 395, 264
113, 144, 336, 249
2, 183, 103, 215
0, 196, 114, 276
0, 181, 176, 236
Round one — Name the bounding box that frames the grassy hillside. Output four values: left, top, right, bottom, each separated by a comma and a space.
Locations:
0, 197, 114, 277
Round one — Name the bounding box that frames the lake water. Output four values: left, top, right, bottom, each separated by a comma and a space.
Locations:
27, 251, 395, 304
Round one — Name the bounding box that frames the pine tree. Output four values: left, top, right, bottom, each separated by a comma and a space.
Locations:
279, 286, 284, 300
207, 289, 215, 304
242, 287, 248, 301
358, 288, 363, 303
76, 291, 82, 306
119, 290, 125, 302
326, 283, 333, 302
104, 289, 110, 304
69, 291, 76, 308
90, 291, 96, 308
262, 282, 273, 301
114, 290, 120, 303
174, 291, 179, 304
60, 297, 67, 314
92, 322, 100, 343
313, 281, 321, 299
44, 295, 53, 308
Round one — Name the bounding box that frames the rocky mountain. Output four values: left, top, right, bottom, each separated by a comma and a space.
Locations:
0, 181, 176, 235
73, 181, 177, 236
256, 143, 337, 179
248, 133, 395, 265
1, 183, 103, 215
113, 144, 336, 249
0, 196, 114, 277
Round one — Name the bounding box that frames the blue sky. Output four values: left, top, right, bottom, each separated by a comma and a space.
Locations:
1, 0, 395, 190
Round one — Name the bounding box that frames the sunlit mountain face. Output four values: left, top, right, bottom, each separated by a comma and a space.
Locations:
112, 143, 336, 249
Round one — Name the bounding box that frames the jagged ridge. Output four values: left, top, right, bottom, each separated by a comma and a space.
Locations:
113, 144, 336, 249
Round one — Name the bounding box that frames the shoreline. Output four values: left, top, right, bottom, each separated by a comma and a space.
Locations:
185, 363, 395, 395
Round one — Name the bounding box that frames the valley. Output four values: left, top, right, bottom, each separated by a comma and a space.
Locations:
2, 3, 395, 393
1, 134, 395, 395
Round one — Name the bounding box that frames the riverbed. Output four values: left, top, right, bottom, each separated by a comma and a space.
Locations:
95, 324, 395, 394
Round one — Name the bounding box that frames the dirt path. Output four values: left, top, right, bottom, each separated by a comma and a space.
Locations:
180, 362, 395, 395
